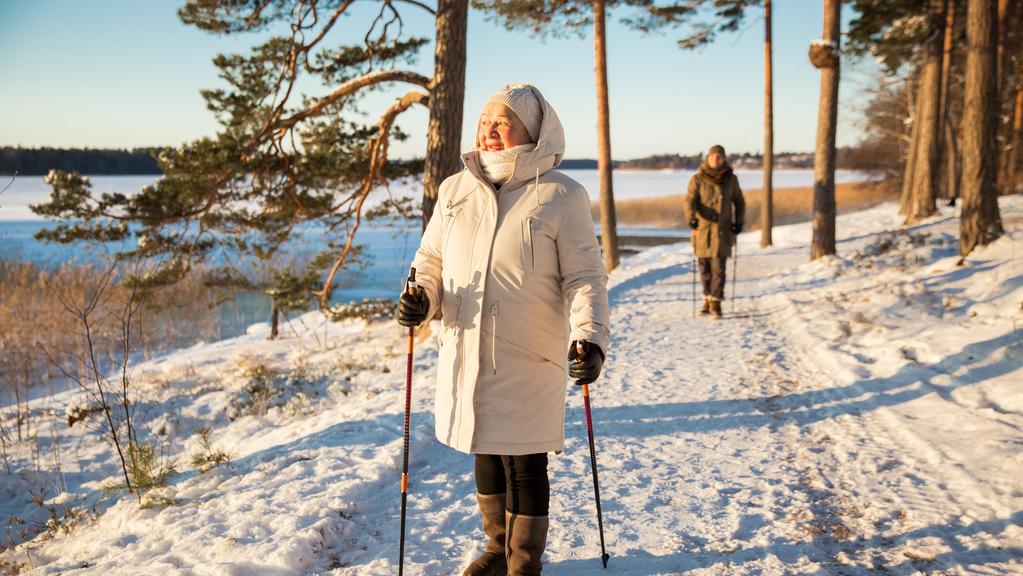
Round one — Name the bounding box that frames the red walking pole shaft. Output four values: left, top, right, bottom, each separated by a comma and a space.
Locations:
578, 342, 610, 568
398, 267, 417, 576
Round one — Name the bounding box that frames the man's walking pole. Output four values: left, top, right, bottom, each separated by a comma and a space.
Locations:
731, 238, 738, 314
691, 251, 697, 319
398, 267, 417, 576
578, 342, 610, 569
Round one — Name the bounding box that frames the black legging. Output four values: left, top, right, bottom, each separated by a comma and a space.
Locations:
475, 453, 550, 516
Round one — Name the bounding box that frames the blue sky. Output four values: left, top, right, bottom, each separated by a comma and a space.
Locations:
0, 0, 872, 160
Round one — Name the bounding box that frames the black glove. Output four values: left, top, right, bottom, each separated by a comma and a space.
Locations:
688, 218, 699, 230
396, 286, 429, 327
568, 340, 605, 385
731, 222, 742, 234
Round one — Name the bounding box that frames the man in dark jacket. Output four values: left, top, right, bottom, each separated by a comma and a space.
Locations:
685, 145, 746, 318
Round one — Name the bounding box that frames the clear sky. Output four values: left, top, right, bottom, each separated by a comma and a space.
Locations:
0, 0, 871, 160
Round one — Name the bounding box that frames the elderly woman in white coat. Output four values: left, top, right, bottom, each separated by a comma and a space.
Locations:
397, 84, 611, 575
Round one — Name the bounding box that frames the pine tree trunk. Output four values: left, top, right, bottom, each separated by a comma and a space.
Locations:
421, 0, 468, 228
593, 0, 619, 271
945, 110, 960, 203
960, 0, 1004, 256
905, 0, 947, 223
995, 0, 1010, 185
1008, 83, 1023, 193
760, 0, 774, 248
810, 0, 840, 261
900, 70, 921, 216
939, 0, 958, 203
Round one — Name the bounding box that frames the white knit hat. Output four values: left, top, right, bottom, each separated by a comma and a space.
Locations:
484, 83, 542, 142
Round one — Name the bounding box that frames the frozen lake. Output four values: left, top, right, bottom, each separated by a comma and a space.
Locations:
0, 169, 874, 221
0, 169, 873, 340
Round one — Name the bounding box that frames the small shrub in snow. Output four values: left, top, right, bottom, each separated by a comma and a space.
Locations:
102, 442, 176, 496
189, 427, 231, 473
40, 505, 93, 541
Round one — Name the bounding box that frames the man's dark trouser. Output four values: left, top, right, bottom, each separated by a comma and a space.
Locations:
475, 454, 549, 516
698, 257, 728, 301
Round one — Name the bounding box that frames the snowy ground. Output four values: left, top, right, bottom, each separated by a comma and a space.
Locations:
1, 197, 1021, 575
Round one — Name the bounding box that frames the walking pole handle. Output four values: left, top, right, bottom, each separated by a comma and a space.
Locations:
406, 267, 418, 294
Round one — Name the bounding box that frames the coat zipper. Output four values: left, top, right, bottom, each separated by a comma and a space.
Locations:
525, 217, 535, 271
490, 301, 499, 375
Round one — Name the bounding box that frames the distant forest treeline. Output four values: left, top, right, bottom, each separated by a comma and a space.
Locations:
2, 146, 878, 176
0, 147, 165, 175
616, 148, 876, 171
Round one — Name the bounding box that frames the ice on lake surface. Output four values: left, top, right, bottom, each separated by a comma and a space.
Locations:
0, 169, 875, 221
0, 169, 874, 339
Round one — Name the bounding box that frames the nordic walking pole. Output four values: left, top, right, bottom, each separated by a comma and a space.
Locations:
691, 251, 697, 319
730, 237, 738, 314
578, 341, 610, 569
398, 267, 417, 576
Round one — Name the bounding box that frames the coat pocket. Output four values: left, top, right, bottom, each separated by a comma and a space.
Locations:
522, 216, 536, 272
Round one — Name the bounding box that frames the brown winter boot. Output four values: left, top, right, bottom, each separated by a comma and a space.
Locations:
699, 296, 711, 315
506, 512, 549, 576
709, 299, 722, 319
463, 493, 507, 576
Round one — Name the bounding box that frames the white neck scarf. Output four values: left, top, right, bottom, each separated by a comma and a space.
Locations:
478, 144, 535, 186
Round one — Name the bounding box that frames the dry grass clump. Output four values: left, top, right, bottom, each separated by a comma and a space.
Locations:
0, 259, 229, 413
602, 181, 899, 229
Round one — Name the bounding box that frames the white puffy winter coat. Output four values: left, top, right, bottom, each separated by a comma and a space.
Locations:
411, 87, 611, 455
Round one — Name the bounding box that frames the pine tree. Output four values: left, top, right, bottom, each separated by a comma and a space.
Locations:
810, 0, 841, 260
959, 0, 1004, 255
32, 0, 467, 309
903, 0, 947, 223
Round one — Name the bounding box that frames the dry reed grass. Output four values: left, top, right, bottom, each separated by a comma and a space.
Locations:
599, 180, 899, 229
0, 260, 230, 406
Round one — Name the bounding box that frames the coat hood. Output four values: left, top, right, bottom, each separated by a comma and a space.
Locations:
463, 85, 566, 191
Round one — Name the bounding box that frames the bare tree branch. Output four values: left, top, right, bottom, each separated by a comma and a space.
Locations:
318, 89, 429, 308
272, 69, 431, 138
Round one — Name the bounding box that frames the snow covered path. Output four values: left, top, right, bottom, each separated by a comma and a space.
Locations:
3, 199, 1021, 575
376, 200, 1023, 575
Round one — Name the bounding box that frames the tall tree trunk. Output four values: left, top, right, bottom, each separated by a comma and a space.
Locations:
905, 0, 947, 223
900, 71, 921, 216
995, 0, 1010, 185
940, 0, 959, 203
593, 0, 620, 270
960, 0, 1004, 256
760, 0, 774, 248
810, 0, 840, 260
421, 0, 468, 228
944, 108, 961, 203
1008, 82, 1023, 193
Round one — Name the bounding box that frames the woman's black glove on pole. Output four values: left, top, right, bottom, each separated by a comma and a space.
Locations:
397, 287, 429, 327
568, 340, 605, 385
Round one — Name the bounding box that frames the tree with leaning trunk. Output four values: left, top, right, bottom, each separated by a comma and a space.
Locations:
809, 0, 841, 260
32, 0, 468, 310
959, 0, 1004, 256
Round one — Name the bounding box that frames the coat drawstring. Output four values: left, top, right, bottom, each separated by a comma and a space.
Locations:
534, 167, 540, 206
